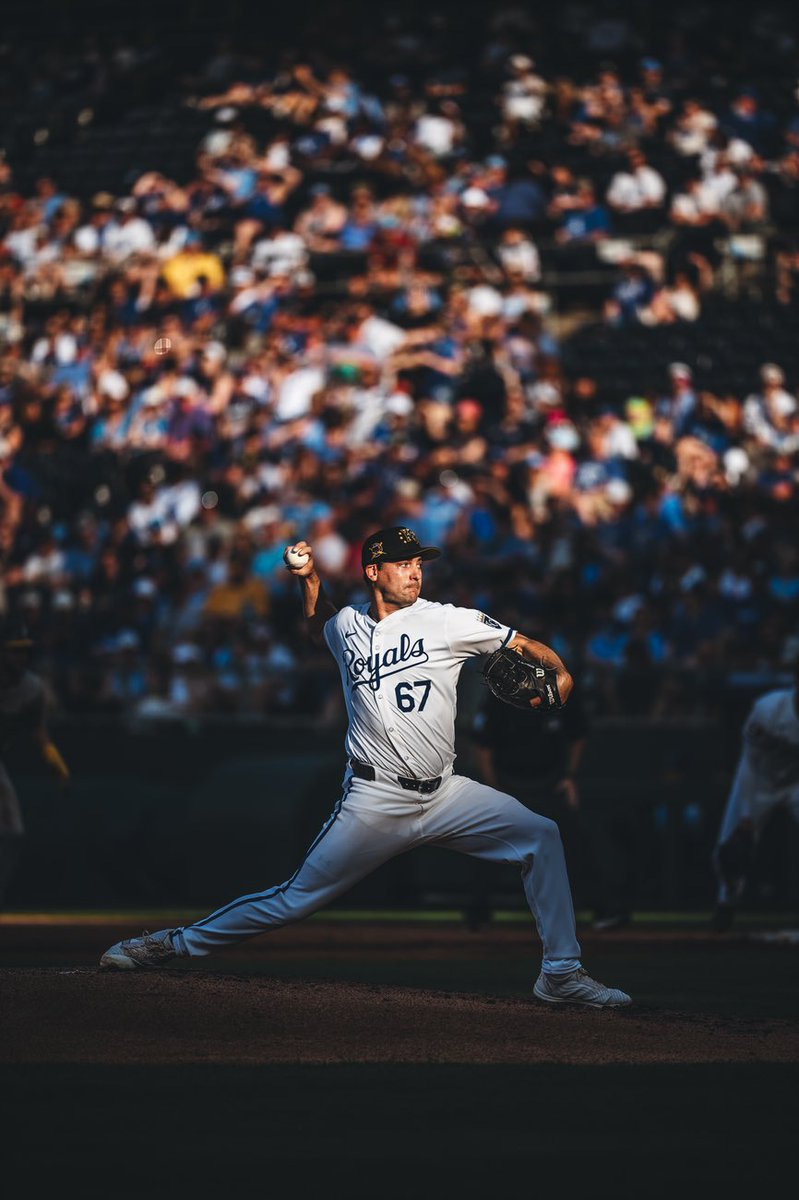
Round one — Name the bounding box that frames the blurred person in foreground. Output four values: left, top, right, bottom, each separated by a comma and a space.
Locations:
0, 621, 70, 907
711, 657, 799, 932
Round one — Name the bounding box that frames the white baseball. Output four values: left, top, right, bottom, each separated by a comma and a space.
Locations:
284, 546, 310, 569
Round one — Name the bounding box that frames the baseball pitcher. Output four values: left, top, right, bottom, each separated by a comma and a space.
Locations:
101, 526, 631, 1007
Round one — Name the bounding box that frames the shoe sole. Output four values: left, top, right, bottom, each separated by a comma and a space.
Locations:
533, 986, 631, 1008
99, 952, 141, 970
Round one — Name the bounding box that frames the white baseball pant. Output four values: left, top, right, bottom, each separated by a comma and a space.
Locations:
713, 751, 799, 904
178, 770, 583, 974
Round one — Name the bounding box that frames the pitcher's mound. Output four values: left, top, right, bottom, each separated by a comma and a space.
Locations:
3, 969, 798, 1066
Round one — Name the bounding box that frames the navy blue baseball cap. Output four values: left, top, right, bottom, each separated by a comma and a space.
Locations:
361, 527, 441, 567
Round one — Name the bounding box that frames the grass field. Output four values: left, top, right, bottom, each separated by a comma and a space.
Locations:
2, 909, 797, 1199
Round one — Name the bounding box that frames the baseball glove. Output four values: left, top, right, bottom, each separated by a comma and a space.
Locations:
482, 647, 563, 712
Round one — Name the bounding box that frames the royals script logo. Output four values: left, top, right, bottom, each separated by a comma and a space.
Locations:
343, 634, 429, 691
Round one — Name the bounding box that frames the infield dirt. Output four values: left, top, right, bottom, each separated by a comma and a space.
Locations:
3, 967, 799, 1066
2, 918, 798, 1066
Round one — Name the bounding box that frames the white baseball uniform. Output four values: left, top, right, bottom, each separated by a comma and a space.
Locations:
179, 599, 582, 974
714, 685, 799, 904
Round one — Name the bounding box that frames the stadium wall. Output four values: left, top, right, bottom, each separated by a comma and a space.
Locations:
6, 717, 797, 912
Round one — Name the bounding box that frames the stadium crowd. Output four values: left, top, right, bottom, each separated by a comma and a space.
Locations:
0, 2, 798, 722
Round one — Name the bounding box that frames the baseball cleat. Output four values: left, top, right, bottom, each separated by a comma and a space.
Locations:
99, 928, 179, 970
534, 967, 632, 1008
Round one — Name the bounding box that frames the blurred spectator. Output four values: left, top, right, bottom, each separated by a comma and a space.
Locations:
720, 167, 770, 233
670, 98, 718, 158
103, 198, 157, 264
161, 233, 226, 298
720, 89, 777, 158
488, 158, 548, 230
551, 180, 611, 269
658, 362, 698, 437
605, 149, 667, 235
743, 364, 798, 454
204, 554, 270, 622
604, 259, 658, 326
643, 269, 701, 325
294, 185, 347, 253
499, 55, 548, 144
497, 227, 541, 284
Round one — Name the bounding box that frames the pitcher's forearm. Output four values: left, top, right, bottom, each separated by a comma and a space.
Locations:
301, 571, 323, 619
509, 633, 567, 673
300, 572, 338, 635
284, 541, 338, 639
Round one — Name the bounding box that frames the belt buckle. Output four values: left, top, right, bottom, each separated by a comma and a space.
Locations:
418, 777, 441, 795
398, 775, 441, 795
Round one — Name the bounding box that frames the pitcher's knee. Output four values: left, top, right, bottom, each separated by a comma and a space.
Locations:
518, 813, 563, 864
528, 813, 562, 846
539, 815, 561, 842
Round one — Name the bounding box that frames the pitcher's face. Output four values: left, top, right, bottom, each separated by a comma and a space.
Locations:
369, 558, 424, 608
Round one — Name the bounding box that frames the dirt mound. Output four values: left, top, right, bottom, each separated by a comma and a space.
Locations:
3, 968, 797, 1066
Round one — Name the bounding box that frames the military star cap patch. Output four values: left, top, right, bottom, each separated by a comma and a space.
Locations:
361, 526, 441, 567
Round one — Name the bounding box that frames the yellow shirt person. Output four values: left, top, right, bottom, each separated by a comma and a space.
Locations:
204, 559, 270, 621
161, 234, 226, 299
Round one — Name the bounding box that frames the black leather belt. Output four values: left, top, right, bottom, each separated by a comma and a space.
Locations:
350, 758, 442, 795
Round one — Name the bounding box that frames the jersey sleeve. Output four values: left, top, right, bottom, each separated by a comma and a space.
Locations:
322, 610, 344, 654
445, 606, 515, 660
